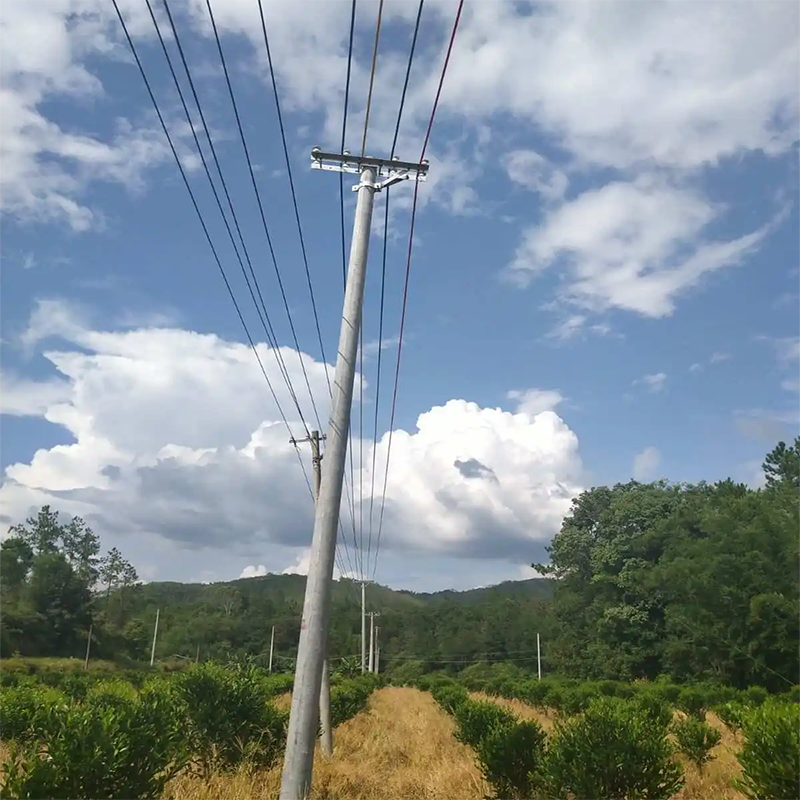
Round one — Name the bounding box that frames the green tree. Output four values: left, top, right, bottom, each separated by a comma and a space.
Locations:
762, 437, 800, 491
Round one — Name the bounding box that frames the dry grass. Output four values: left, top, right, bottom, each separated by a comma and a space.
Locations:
273, 692, 292, 712
169, 687, 487, 800
474, 692, 746, 800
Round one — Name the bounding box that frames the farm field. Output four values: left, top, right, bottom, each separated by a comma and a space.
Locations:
2, 665, 798, 800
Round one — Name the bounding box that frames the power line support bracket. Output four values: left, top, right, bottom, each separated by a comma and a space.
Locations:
311, 148, 429, 191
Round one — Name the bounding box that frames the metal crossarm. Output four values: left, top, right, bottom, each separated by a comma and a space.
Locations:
311, 148, 429, 190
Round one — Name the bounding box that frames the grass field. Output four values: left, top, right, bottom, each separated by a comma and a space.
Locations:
167, 686, 747, 800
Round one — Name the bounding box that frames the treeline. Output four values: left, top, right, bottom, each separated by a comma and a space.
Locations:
1, 508, 141, 660
1, 439, 797, 692
536, 438, 799, 692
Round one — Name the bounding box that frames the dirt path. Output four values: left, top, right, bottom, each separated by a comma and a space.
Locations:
170, 687, 487, 800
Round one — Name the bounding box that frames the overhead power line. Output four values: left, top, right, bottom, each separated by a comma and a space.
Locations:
367, 0, 425, 582
110, 0, 316, 500
373, 0, 465, 581
204, 0, 325, 434
152, 0, 311, 432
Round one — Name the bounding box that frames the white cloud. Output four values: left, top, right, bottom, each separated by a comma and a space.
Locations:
504, 150, 568, 202
0, 306, 584, 583
633, 372, 667, 393
240, 564, 268, 579
508, 176, 776, 317
632, 446, 661, 481
689, 363, 703, 374
710, 352, 730, 364
0, 0, 180, 230
443, 2, 799, 170
507, 388, 564, 416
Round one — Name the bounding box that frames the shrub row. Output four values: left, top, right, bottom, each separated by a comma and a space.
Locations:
426, 676, 799, 800
0, 664, 376, 799
430, 680, 684, 799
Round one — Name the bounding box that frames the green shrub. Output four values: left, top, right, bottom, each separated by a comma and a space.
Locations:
0, 685, 67, 743
735, 700, 800, 800
174, 662, 287, 775
330, 677, 373, 727
389, 659, 427, 687
84, 679, 139, 711
672, 716, 721, 770
475, 719, 547, 799
543, 696, 684, 800
431, 682, 468, 715
744, 685, 768, 707
453, 700, 516, 749
633, 691, 674, 729
2, 686, 186, 799
519, 679, 550, 709
677, 686, 708, 720
716, 701, 747, 733
787, 685, 800, 704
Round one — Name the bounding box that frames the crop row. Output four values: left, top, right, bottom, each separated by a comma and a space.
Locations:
0, 662, 378, 799
425, 677, 799, 800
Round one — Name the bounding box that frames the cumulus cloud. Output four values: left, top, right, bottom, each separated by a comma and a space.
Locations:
504, 150, 568, 202
633, 372, 667, 393
240, 564, 268, 579
508, 177, 778, 317
632, 446, 661, 481
0, 306, 584, 581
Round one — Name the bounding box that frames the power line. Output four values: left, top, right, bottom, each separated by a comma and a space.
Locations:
373, 0, 464, 580
367, 0, 425, 581
359, 0, 385, 158
204, 0, 326, 435
110, 0, 315, 506
152, 0, 310, 432
255, 1, 365, 581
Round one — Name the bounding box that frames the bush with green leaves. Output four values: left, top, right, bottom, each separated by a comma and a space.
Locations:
734, 700, 800, 800
716, 701, 747, 733
744, 685, 768, 707
0, 685, 67, 743
543, 696, 684, 800
672, 716, 721, 770
452, 699, 517, 748
2, 685, 187, 799
329, 677, 374, 727
676, 686, 708, 720
173, 662, 287, 775
84, 678, 139, 711
474, 718, 547, 799
632, 691, 674, 730
431, 681, 469, 715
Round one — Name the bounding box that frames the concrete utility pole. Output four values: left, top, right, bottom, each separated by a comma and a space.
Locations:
537, 633, 542, 680
374, 626, 380, 675
269, 625, 276, 673
150, 608, 160, 667
368, 611, 380, 673
279, 149, 429, 800
84, 624, 93, 671
290, 430, 334, 757
360, 580, 370, 673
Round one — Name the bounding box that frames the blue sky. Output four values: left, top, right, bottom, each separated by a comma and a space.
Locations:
1, 0, 798, 591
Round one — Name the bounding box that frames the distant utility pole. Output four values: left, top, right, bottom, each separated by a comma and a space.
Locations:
360, 580, 371, 673
374, 626, 380, 675
84, 624, 93, 671
290, 430, 333, 756
150, 608, 160, 667
280, 149, 429, 800
368, 611, 381, 673
269, 625, 276, 674
537, 633, 542, 680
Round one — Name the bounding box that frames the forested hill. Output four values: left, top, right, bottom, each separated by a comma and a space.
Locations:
105, 573, 556, 671
3, 438, 797, 692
